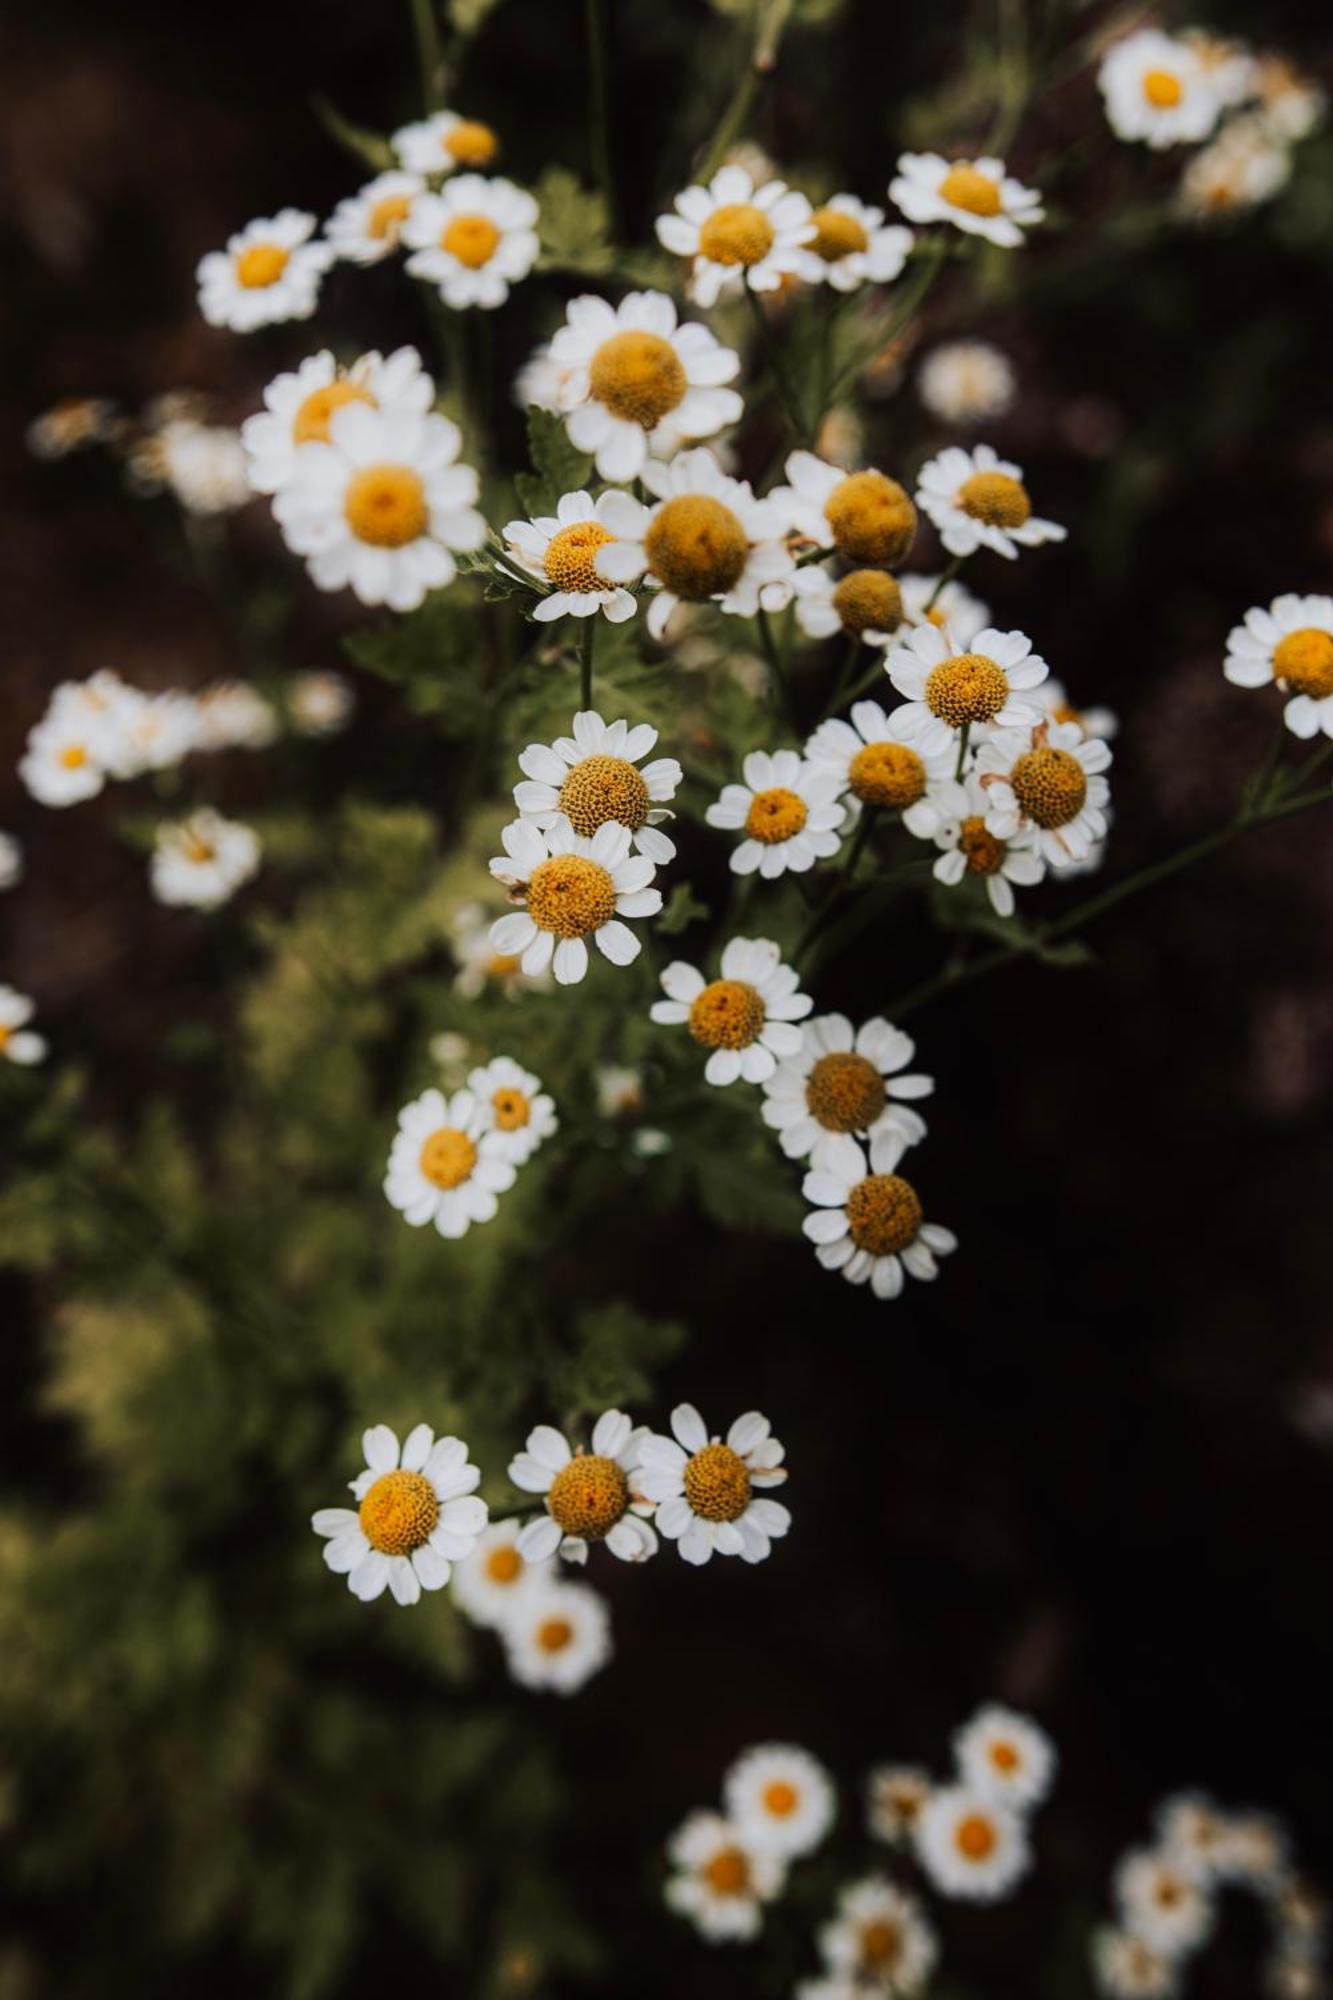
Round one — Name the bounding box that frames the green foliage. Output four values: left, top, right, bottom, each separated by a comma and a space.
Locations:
514, 405, 593, 519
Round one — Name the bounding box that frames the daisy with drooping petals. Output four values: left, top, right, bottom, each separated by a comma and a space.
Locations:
915, 442, 1066, 561
1114, 1850, 1215, 1959
976, 720, 1112, 868
0, 988, 47, 1066
803, 1129, 956, 1301
242, 347, 435, 495
762, 1015, 934, 1175
1152, 1795, 1262, 1887
665, 1812, 786, 1941
867, 1767, 934, 1847
954, 1706, 1057, 1812
776, 450, 917, 568
450, 1518, 551, 1629
392, 109, 501, 175
1098, 30, 1222, 149
889, 153, 1043, 247
792, 566, 906, 649
513, 709, 682, 862
272, 402, 484, 611
655, 163, 814, 307
887, 623, 1049, 757
805, 700, 954, 831
466, 1056, 556, 1165
548, 291, 743, 483
724, 1745, 834, 1859
1224, 594, 1333, 739
488, 818, 662, 985
196, 210, 333, 332
325, 171, 424, 264
928, 774, 1046, 916
706, 749, 847, 879
818, 1875, 938, 1994
502, 490, 644, 625
402, 175, 539, 308
796, 195, 913, 292
383, 1086, 519, 1238
637, 1404, 790, 1567
918, 340, 1016, 425
916, 1787, 1031, 1901
508, 1409, 657, 1566
651, 937, 812, 1087
1091, 1926, 1180, 1999
900, 572, 991, 648
501, 1580, 612, 1693
150, 808, 261, 910
311, 1422, 488, 1606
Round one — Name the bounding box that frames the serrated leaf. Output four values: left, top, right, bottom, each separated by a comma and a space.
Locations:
519, 407, 592, 515
534, 166, 613, 274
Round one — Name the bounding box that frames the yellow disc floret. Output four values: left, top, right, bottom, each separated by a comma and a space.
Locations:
763, 1781, 799, 1817
704, 1847, 750, 1896
546, 1453, 629, 1539
542, 520, 616, 594
957, 470, 1031, 529
588, 331, 688, 427
60, 745, 88, 770
1142, 68, 1183, 107
558, 754, 651, 834
445, 119, 499, 167
683, 1441, 752, 1522
1274, 627, 1333, 699
644, 495, 749, 599
419, 1126, 479, 1189
744, 786, 808, 844
524, 854, 618, 938
536, 1615, 574, 1652
811, 206, 869, 261
846, 1173, 923, 1255
805, 1051, 888, 1133
235, 242, 288, 289
955, 1814, 998, 1861
959, 816, 1005, 875
938, 164, 1003, 218
358, 1468, 440, 1556
698, 202, 776, 267
861, 1922, 904, 1973
849, 741, 926, 810
925, 652, 1010, 727
1009, 745, 1088, 828
832, 568, 904, 638
688, 979, 765, 1050
442, 213, 501, 268
825, 471, 917, 567
491, 1087, 531, 1131
293, 379, 376, 445
486, 1544, 523, 1583
368, 193, 413, 241
344, 464, 429, 547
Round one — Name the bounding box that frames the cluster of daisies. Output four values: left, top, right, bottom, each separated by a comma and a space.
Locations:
1091, 1793, 1325, 2000
384, 1061, 557, 1239
27, 388, 251, 518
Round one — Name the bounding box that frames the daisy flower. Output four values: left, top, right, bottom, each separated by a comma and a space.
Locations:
513, 708, 682, 862
706, 749, 847, 879
724, 1744, 834, 1859
402, 175, 539, 308
193, 680, 280, 751
775, 450, 917, 569
196, 209, 333, 332
976, 719, 1112, 868
1252, 56, 1326, 144
502, 490, 644, 626
818, 1875, 938, 1994
1179, 117, 1291, 217
392, 110, 501, 175
889, 153, 1043, 248
887, 622, 1049, 757
0, 833, 21, 890
805, 700, 954, 828
953, 1706, 1057, 1811
18, 700, 109, 807
1153, 1795, 1242, 1884
448, 900, 550, 999
655, 163, 814, 307
867, 1766, 934, 1847
665, 1812, 785, 1941
383, 1086, 519, 1238
548, 290, 742, 483
802, 1129, 956, 1301
501, 1580, 612, 1694
651, 936, 812, 1087
148, 420, 250, 516
1038, 677, 1118, 742
793, 566, 906, 648
450, 1518, 551, 1629
26, 396, 119, 459
928, 773, 1045, 915
241, 347, 435, 496
915, 442, 1066, 561
796, 195, 913, 292
1214, 1813, 1289, 1888
466, 1055, 556, 1164
637, 1404, 790, 1567
488, 818, 662, 985
1113, 1850, 1215, 1959
918, 340, 1016, 426
1224, 594, 1333, 739
287, 670, 354, 737
1091, 1926, 1181, 1999
508, 1409, 657, 1565
0, 987, 47, 1066
762, 1014, 933, 1176
312, 1425, 487, 1609
272, 402, 484, 612
325, 170, 424, 264
150, 809, 261, 910
100, 689, 200, 781
900, 572, 991, 648
1098, 30, 1222, 149
916, 1786, 1031, 1901
1182, 30, 1258, 110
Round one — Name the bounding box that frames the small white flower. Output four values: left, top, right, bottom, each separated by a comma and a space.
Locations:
802, 1129, 956, 1301
150, 809, 261, 909
723, 1744, 834, 1858
0, 833, 22, 891
487, 818, 662, 985
501, 1580, 612, 1693
0, 987, 47, 1066
383, 1086, 519, 1238
466, 1055, 556, 1165
867, 1766, 934, 1847
929, 772, 1046, 916
402, 174, 539, 308
242, 347, 435, 495
391, 110, 501, 176
792, 565, 906, 649
1091, 1925, 1181, 1998
818, 1875, 938, 1993
953, 1706, 1057, 1811
805, 699, 954, 828
97, 688, 200, 781
152, 420, 250, 516
918, 340, 1016, 425
656, 163, 815, 307
450, 1518, 552, 1629
19, 696, 109, 807
900, 571, 991, 648
1038, 677, 1118, 742
1114, 1849, 1215, 1959
286, 670, 354, 737
1224, 593, 1333, 740
1182, 30, 1258, 110
1154, 1795, 1285, 1888
706, 749, 847, 878
1252, 55, 1326, 144
665, 1811, 785, 1941
449, 900, 551, 999
975, 719, 1112, 868
325, 170, 424, 264
512, 707, 681, 862
1098, 30, 1223, 149
916, 1786, 1031, 1900
887, 621, 1050, 757
795, 194, 913, 292
513, 340, 582, 414
774, 449, 918, 569
595, 1063, 644, 1118
1210, 1813, 1289, 1889
651, 936, 812, 1087
508, 1409, 657, 1566
312, 1422, 488, 1606
889, 153, 1044, 247
196, 209, 333, 332
637, 1404, 790, 1567
762, 1013, 934, 1176
502, 490, 645, 626
915, 442, 1066, 561
1179, 116, 1292, 217
193, 680, 280, 751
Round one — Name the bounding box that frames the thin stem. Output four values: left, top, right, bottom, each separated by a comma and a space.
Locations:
757, 607, 796, 722
743, 281, 807, 440
924, 555, 964, 614
819, 635, 863, 721
824, 242, 948, 407
409, 0, 446, 111
953, 722, 971, 782
579, 619, 597, 709
793, 809, 879, 964
584, 0, 616, 234
695, 0, 795, 184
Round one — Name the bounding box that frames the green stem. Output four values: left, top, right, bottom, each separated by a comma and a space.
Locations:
793, 809, 879, 964
824, 242, 948, 407
584, 0, 616, 234
924, 555, 964, 614
579, 619, 597, 710
953, 721, 971, 781
409, 0, 446, 111
695, 0, 795, 184
820, 635, 863, 721
744, 281, 807, 440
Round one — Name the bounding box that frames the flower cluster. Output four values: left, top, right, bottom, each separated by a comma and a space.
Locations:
384, 1061, 557, 1239
666, 1743, 834, 1940
451, 1521, 610, 1695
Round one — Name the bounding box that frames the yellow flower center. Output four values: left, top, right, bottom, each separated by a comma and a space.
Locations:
925, 652, 1008, 727
882, 1777, 927, 1822
1143, 67, 1184, 107
368, 192, 413, 242
957, 470, 1031, 528
825, 471, 917, 567
546, 1453, 629, 1539
418, 1126, 478, 1189
235, 242, 289, 289
524, 854, 618, 938
491, 1087, 530, 1131
542, 520, 616, 594
762, 1781, 799, 1817
343, 464, 429, 547
486, 1544, 523, 1583
688, 978, 765, 1050
486, 952, 522, 979
846, 1173, 923, 1255
1010, 745, 1088, 828
805, 1050, 888, 1133
744, 785, 808, 844
810, 206, 870, 261
558, 754, 651, 834
990, 1741, 1020, 1773
60, 745, 88, 770
644, 495, 749, 600
849, 740, 926, 809
938, 165, 1003, 218
445, 119, 499, 166
536, 1615, 574, 1653
703, 1847, 750, 1896
183, 836, 216, 865
588, 330, 688, 427
1273, 628, 1333, 699
358, 1468, 440, 1556
959, 815, 1006, 874
956, 1813, 998, 1861
682, 1441, 752, 1522
832, 568, 904, 637
861, 1921, 903, 1972
442, 213, 501, 267
698, 201, 776, 267
293, 379, 376, 446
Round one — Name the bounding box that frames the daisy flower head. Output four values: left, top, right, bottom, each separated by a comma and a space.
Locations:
448, 900, 551, 999
512, 708, 682, 862
502, 490, 645, 626
603, 447, 793, 640
392, 109, 501, 176
272, 401, 484, 612
311, 1422, 488, 1606
651, 936, 812, 1087
19, 696, 109, 807
1252, 56, 1326, 144
383, 1086, 519, 1238
724, 1744, 834, 1858
148, 419, 250, 517
150, 808, 261, 910
1224, 594, 1333, 739
325, 170, 424, 264
889, 153, 1043, 247
1179, 116, 1291, 218
0, 833, 21, 891
887, 621, 1050, 757
401, 175, 539, 308
1039, 677, 1118, 742
929, 773, 1045, 916
1114, 1850, 1215, 1959
762, 1013, 934, 1176
953, 1706, 1057, 1812
776, 450, 917, 569
796, 195, 914, 293
901, 571, 991, 649
98, 688, 200, 781
655, 163, 815, 307
638, 1404, 789, 1567
793, 565, 906, 649
805, 700, 954, 829
1214, 1813, 1289, 1888
501, 1580, 612, 1694
287, 669, 354, 737
241, 347, 435, 496
450, 1518, 551, 1629
466, 1055, 556, 1165
0, 988, 47, 1067
918, 340, 1016, 426
1182, 30, 1258, 110
706, 749, 847, 879
1098, 30, 1223, 149
976, 719, 1112, 869
1092, 1926, 1181, 1999
818, 1875, 938, 1994
487, 818, 662, 985
867, 1766, 934, 1847
916, 1786, 1031, 1901
547, 291, 743, 483
1152, 1795, 1240, 1884
508, 1409, 657, 1566
196, 210, 333, 332
803, 1129, 956, 1301
665, 1812, 785, 1941
916, 442, 1066, 561
193, 680, 280, 752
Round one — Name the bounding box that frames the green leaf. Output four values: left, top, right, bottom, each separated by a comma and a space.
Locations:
310, 95, 393, 172
533, 166, 613, 276
517, 406, 592, 517
659, 882, 711, 935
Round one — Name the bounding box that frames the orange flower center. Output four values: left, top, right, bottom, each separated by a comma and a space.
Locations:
644, 495, 749, 599
849, 740, 925, 809
546, 1453, 629, 1539
418, 1126, 478, 1190
1143, 68, 1184, 107
442, 213, 501, 268
682, 1442, 752, 1522
1273, 627, 1333, 699
810, 206, 869, 261
688, 979, 765, 1050
938, 165, 1003, 217
588, 331, 688, 427
542, 520, 616, 594
235, 242, 289, 289
744, 786, 808, 844
956, 1813, 998, 1860
698, 202, 776, 267
957, 470, 1031, 528
524, 855, 618, 938
358, 1468, 440, 1556
825, 471, 916, 567
293, 380, 376, 446
1010, 745, 1088, 828
925, 652, 1009, 727
832, 568, 904, 638
846, 1173, 923, 1255
558, 754, 651, 834
343, 464, 428, 547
